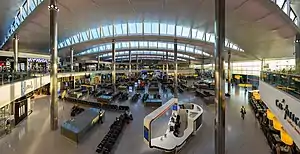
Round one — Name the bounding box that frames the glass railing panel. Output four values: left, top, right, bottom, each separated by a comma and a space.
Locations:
261, 71, 300, 99
0, 71, 48, 86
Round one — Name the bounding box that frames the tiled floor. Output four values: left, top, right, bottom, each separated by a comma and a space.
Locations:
0, 85, 271, 154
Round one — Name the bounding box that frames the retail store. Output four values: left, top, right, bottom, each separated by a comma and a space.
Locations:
27, 58, 49, 72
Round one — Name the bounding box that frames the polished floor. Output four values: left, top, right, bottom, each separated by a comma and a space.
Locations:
0, 85, 271, 154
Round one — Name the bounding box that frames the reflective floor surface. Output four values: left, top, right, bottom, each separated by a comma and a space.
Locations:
0, 85, 271, 154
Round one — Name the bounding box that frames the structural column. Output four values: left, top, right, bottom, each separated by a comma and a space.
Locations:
214, 0, 226, 153
174, 39, 178, 98
162, 55, 165, 73
227, 51, 231, 95
112, 39, 116, 92
295, 34, 300, 74
13, 34, 19, 72
129, 50, 132, 74
70, 47, 74, 72
260, 58, 265, 80
166, 51, 169, 79
202, 54, 205, 74
49, 0, 59, 131
97, 55, 100, 70
136, 55, 138, 72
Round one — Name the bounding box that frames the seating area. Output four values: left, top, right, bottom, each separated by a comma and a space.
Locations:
131, 93, 141, 102
195, 89, 214, 98
248, 91, 300, 154
96, 113, 133, 154
118, 92, 129, 101
65, 97, 130, 112
70, 105, 85, 117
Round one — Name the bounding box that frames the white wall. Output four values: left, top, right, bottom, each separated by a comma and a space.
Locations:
259, 81, 300, 147
0, 76, 50, 108
0, 71, 110, 108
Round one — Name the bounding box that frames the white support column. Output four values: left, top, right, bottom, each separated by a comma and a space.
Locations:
70, 47, 74, 72
129, 50, 132, 75
13, 34, 19, 72
112, 39, 116, 92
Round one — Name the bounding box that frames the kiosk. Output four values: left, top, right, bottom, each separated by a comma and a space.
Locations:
143, 98, 203, 152
61, 108, 105, 143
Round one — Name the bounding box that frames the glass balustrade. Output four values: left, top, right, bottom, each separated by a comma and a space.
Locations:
0, 68, 192, 86
261, 71, 300, 99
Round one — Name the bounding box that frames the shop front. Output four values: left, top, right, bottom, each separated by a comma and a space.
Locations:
14, 96, 28, 125
259, 81, 300, 149
27, 58, 49, 72
0, 57, 27, 72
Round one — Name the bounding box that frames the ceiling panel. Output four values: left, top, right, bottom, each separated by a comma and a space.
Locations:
1, 0, 297, 61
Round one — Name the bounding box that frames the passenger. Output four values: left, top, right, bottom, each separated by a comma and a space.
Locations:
240, 106, 246, 120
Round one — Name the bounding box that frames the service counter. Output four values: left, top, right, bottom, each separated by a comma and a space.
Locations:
61, 108, 105, 143
144, 99, 203, 152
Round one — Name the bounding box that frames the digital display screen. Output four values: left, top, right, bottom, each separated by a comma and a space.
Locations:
144, 126, 149, 141
172, 105, 178, 111
129, 86, 133, 92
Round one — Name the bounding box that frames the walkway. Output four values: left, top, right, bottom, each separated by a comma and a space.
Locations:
0, 86, 270, 154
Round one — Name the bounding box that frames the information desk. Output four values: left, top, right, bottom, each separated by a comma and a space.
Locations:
145, 99, 162, 106
144, 99, 203, 152
61, 108, 105, 143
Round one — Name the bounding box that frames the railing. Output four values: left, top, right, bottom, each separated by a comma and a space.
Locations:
261, 71, 300, 99
0, 71, 48, 86
0, 68, 195, 86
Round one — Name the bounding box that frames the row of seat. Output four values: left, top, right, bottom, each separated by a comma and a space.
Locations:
96, 113, 131, 154
131, 93, 141, 102
65, 97, 130, 112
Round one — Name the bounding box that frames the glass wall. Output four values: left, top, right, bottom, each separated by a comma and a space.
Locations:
264, 59, 295, 73
194, 58, 295, 76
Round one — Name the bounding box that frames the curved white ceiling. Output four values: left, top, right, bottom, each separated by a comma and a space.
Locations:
0, 0, 298, 61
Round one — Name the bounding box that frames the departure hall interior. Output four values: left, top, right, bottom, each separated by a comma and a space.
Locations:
1, 0, 300, 154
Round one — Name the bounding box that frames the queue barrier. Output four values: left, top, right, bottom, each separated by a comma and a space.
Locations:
65, 97, 130, 112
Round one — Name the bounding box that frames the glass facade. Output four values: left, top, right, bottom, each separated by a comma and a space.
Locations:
99, 50, 195, 61
110, 55, 187, 62
194, 58, 295, 76
58, 22, 244, 52
77, 41, 211, 57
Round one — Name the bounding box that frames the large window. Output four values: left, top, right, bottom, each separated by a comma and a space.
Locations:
58, 22, 244, 52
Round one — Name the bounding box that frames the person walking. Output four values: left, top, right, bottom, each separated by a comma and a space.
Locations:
240, 106, 246, 120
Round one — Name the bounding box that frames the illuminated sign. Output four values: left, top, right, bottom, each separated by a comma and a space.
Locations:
275, 99, 300, 134
27, 58, 48, 63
